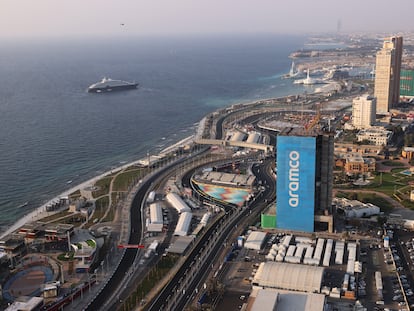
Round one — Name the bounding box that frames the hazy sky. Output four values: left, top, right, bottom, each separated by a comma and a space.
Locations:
1, 0, 414, 38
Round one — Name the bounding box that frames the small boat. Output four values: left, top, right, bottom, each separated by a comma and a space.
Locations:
19, 202, 29, 208
66, 180, 73, 184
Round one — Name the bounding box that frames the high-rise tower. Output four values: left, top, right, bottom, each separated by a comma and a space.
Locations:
374, 36, 403, 114
275, 134, 334, 232
352, 95, 376, 129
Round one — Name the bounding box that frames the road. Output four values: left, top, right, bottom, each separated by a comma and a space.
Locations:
85, 156, 192, 311
146, 156, 275, 310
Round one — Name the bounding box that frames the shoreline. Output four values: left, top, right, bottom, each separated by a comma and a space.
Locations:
0, 133, 197, 239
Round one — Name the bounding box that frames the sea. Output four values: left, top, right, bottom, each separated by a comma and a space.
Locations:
0, 33, 312, 234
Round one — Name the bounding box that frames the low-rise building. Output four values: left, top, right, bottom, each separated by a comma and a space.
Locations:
336, 153, 376, 174
44, 223, 74, 241
356, 127, 392, 146
334, 143, 384, 157
0, 234, 26, 259
71, 239, 97, 273
402, 146, 414, 160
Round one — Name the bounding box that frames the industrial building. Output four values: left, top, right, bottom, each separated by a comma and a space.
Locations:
374, 36, 403, 113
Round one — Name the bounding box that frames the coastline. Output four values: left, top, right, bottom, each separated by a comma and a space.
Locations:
0, 133, 196, 239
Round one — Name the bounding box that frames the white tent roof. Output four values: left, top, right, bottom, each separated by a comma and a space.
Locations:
149, 203, 163, 224
166, 192, 191, 213
253, 262, 324, 293
174, 212, 192, 236
245, 231, 267, 250
251, 289, 325, 311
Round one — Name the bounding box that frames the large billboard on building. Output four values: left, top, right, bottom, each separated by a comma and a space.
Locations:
276, 136, 316, 232
400, 69, 414, 97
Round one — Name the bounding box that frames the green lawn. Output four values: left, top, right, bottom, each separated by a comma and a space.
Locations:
336, 191, 394, 212
112, 168, 147, 192
382, 160, 405, 167
92, 177, 112, 198
338, 168, 414, 210
87, 196, 109, 225
122, 254, 179, 310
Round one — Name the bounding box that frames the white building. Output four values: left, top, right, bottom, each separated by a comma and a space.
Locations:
71, 239, 97, 273
166, 192, 191, 214
174, 212, 192, 236
356, 127, 392, 146
149, 203, 163, 224
252, 262, 325, 293
334, 197, 380, 218
352, 95, 376, 129
148, 202, 164, 232
250, 289, 326, 311
245, 231, 267, 251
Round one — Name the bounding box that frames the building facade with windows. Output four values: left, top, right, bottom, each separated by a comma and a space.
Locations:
400, 69, 414, 99
275, 134, 334, 232
352, 95, 376, 129
356, 127, 393, 146
374, 36, 403, 113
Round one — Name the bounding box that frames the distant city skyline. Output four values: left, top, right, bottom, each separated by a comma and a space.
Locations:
1, 0, 414, 38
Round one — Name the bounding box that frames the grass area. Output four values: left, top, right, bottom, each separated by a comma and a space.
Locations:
86, 239, 96, 247
57, 252, 74, 261
89, 196, 109, 224
382, 160, 405, 167
336, 168, 414, 210
40, 210, 72, 222
112, 168, 147, 192
92, 177, 112, 198
121, 254, 179, 310
337, 191, 394, 213
55, 214, 86, 225
68, 189, 82, 200
102, 192, 118, 222
364, 169, 414, 196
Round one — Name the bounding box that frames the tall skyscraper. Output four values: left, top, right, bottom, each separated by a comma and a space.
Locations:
352, 95, 376, 129
374, 36, 403, 113
275, 134, 334, 232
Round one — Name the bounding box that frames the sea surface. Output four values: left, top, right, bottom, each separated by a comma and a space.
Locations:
0, 34, 311, 233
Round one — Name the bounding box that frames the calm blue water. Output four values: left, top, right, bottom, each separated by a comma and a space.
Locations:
0, 34, 308, 231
